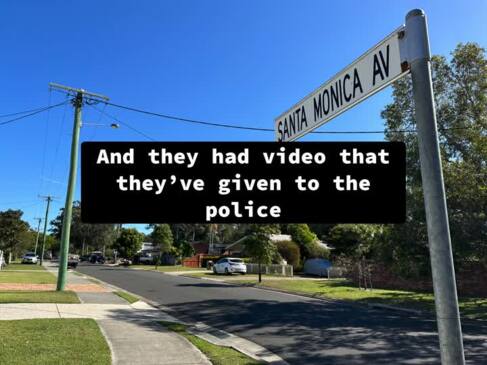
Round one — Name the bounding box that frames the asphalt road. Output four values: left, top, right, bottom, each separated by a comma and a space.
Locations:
78, 264, 487, 365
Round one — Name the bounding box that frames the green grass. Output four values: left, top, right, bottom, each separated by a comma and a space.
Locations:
0, 271, 56, 284
234, 279, 487, 320
160, 321, 263, 365
131, 264, 206, 272
0, 318, 111, 365
114, 290, 139, 304
0, 290, 79, 303
3, 263, 45, 271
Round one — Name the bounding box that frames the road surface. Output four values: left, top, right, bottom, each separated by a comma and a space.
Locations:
78, 264, 487, 364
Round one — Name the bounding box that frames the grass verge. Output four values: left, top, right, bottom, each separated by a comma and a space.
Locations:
114, 290, 139, 304
0, 271, 56, 284
0, 318, 111, 365
0, 290, 79, 303
131, 264, 205, 272
160, 321, 263, 365
2, 263, 45, 271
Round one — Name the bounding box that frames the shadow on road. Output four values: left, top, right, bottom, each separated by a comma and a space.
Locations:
78, 266, 487, 365
159, 298, 485, 365
177, 283, 242, 288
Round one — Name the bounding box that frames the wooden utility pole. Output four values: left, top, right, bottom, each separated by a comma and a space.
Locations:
39, 196, 55, 265
33, 217, 42, 256
49, 83, 109, 291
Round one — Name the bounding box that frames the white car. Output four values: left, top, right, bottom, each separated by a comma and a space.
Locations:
22, 252, 38, 264
213, 257, 247, 275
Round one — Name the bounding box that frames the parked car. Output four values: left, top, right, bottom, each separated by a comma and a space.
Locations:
89, 252, 105, 264
139, 253, 155, 265
303, 258, 332, 277
213, 257, 246, 275
79, 255, 90, 262
67, 254, 79, 269
0, 251, 5, 269
21, 252, 38, 264
119, 258, 132, 267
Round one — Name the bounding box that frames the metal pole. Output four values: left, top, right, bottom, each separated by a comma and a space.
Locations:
33, 218, 42, 256
39, 198, 52, 266
57, 92, 83, 291
406, 9, 465, 365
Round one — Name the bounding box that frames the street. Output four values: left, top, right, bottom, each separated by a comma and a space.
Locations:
78, 265, 487, 365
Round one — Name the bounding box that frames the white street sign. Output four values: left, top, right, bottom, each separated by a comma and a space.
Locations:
275, 26, 409, 141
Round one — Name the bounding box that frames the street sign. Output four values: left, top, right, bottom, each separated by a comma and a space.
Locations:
275, 26, 409, 141
274, 10, 466, 364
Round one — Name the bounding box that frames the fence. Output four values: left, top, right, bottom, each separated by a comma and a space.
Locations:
182, 255, 201, 268
326, 266, 347, 279
246, 263, 293, 277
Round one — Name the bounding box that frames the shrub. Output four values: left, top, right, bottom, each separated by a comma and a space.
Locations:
276, 240, 300, 267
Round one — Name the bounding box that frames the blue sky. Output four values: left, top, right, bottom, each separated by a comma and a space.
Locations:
0, 0, 485, 232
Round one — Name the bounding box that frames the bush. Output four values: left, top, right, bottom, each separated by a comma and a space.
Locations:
276, 240, 300, 267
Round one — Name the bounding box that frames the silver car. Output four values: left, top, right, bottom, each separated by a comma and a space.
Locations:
213, 257, 247, 275
22, 252, 38, 264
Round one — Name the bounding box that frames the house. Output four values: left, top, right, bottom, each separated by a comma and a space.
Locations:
138, 242, 156, 253
223, 234, 333, 256
189, 241, 228, 256
223, 234, 293, 256
190, 241, 209, 255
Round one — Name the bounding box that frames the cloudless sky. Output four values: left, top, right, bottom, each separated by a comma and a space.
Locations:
0, 0, 485, 232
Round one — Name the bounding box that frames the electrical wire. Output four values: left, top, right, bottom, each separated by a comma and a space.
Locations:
100, 100, 475, 135
49, 97, 70, 199
38, 90, 53, 201
90, 104, 156, 141
0, 101, 68, 126
100, 100, 276, 132
0, 105, 56, 118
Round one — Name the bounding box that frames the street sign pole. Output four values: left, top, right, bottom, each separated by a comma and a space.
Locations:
406, 9, 465, 365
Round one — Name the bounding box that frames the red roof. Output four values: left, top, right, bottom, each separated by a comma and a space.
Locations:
191, 242, 209, 255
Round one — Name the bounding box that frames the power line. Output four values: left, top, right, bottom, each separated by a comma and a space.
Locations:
0, 105, 55, 118
90, 104, 156, 141
0, 101, 68, 126
100, 100, 475, 135
104, 100, 276, 132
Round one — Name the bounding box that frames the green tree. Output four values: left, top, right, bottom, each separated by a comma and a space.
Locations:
381, 43, 487, 275
50, 201, 116, 254
113, 228, 143, 259
173, 239, 195, 259
150, 224, 174, 254
286, 224, 325, 260
244, 224, 280, 282
0, 210, 29, 260
327, 224, 381, 259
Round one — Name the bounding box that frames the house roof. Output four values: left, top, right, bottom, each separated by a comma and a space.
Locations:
269, 234, 292, 242
190, 241, 209, 255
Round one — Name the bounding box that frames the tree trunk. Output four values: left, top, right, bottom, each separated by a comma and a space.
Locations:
258, 258, 262, 283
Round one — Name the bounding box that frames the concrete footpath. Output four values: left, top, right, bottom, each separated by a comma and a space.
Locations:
0, 262, 211, 365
